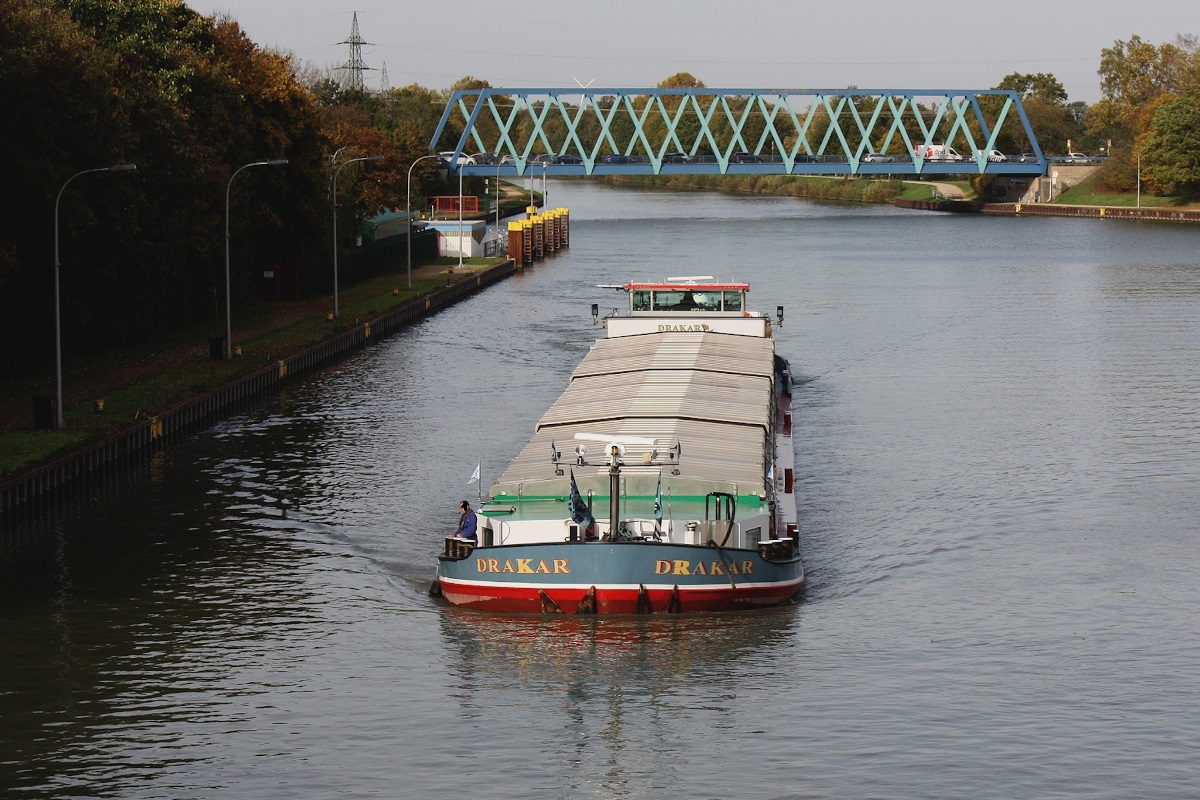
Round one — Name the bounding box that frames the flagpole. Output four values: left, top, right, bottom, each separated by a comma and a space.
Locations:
468, 460, 482, 506
653, 470, 663, 537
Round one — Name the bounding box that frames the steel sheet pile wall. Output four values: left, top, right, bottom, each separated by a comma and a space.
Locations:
508, 209, 570, 267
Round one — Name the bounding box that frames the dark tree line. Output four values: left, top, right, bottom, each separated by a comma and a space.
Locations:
0, 0, 459, 378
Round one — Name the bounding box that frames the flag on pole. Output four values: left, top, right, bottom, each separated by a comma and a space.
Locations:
653, 472, 663, 528
468, 461, 480, 485
568, 470, 595, 529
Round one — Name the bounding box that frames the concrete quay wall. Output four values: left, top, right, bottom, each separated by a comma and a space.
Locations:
896, 198, 1200, 223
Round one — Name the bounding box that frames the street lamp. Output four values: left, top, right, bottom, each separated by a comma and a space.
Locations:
457, 166, 464, 272
406, 154, 439, 290
53, 162, 137, 430
332, 154, 383, 318
224, 158, 287, 359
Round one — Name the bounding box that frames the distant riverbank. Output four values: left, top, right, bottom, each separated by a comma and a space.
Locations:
602, 173, 1200, 221
898, 198, 1200, 222
601, 174, 908, 203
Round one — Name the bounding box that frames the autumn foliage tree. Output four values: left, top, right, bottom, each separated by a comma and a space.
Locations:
0, 0, 330, 377
1088, 34, 1200, 194
1140, 88, 1200, 197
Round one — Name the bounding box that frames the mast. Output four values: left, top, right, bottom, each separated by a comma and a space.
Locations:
608, 444, 621, 538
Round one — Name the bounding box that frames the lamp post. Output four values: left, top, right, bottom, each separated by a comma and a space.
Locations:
1136, 150, 1141, 209
224, 158, 287, 359
457, 166, 464, 271
53, 162, 137, 430
332, 154, 383, 318
406, 154, 439, 290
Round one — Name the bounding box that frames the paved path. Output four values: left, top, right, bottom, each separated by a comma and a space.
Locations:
921, 181, 965, 200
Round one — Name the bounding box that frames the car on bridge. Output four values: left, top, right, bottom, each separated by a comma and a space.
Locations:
975, 149, 1008, 162
862, 152, 895, 163
663, 152, 691, 163
438, 151, 476, 166
604, 154, 636, 164
915, 145, 964, 162
1062, 152, 1093, 164
1018, 152, 1040, 163
730, 152, 764, 163
531, 153, 583, 165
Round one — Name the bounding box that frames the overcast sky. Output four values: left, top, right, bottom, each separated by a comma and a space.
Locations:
186, 0, 1199, 104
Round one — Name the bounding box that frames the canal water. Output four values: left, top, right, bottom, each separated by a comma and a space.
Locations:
4, 183, 1200, 799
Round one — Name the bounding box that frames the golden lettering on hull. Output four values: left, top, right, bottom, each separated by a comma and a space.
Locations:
655, 559, 755, 575
657, 324, 712, 333
476, 558, 571, 574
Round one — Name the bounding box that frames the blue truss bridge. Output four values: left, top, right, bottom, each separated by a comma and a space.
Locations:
431, 87, 1047, 178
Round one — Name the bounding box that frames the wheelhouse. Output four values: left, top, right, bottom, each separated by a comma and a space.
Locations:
625, 278, 749, 315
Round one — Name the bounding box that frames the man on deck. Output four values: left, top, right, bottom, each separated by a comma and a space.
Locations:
455, 500, 478, 543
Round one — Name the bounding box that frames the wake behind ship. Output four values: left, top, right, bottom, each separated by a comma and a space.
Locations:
431, 277, 803, 613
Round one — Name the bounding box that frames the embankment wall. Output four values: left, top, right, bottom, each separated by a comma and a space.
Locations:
1, 261, 516, 524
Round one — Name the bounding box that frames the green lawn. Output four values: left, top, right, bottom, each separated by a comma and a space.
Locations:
0, 263, 498, 477
1053, 174, 1192, 208
896, 180, 975, 201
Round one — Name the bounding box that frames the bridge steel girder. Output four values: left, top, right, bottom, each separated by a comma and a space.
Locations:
431, 88, 1047, 178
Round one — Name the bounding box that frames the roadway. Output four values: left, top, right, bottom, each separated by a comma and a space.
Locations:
456, 154, 1046, 178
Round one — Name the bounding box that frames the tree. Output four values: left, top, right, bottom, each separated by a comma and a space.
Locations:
0, 0, 329, 376
643, 73, 708, 157
1020, 97, 1079, 154
991, 72, 1078, 153
1087, 34, 1200, 193
996, 72, 1068, 104
1140, 90, 1200, 197
1099, 35, 1197, 108
658, 72, 706, 90
1089, 34, 1200, 136
0, 0, 130, 373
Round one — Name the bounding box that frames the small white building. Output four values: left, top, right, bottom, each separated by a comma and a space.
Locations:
424, 220, 487, 258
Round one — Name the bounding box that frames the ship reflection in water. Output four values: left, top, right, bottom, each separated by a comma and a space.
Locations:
438, 605, 800, 691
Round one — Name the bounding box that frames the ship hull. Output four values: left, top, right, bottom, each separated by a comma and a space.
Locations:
434, 541, 804, 614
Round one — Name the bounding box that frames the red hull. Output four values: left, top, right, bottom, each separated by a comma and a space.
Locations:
437, 577, 804, 614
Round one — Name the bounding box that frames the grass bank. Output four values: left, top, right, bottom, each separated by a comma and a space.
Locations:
0, 258, 502, 477
602, 174, 910, 203
1052, 174, 1196, 208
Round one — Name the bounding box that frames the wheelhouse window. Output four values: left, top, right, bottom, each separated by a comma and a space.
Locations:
631, 286, 746, 312
651, 291, 684, 311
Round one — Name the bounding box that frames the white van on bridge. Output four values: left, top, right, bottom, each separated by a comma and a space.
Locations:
914, 145, 964, 162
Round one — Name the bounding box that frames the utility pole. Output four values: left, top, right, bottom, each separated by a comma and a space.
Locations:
338, 12, 373, 91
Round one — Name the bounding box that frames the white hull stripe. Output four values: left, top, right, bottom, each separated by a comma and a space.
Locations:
437, 576, 805, 592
